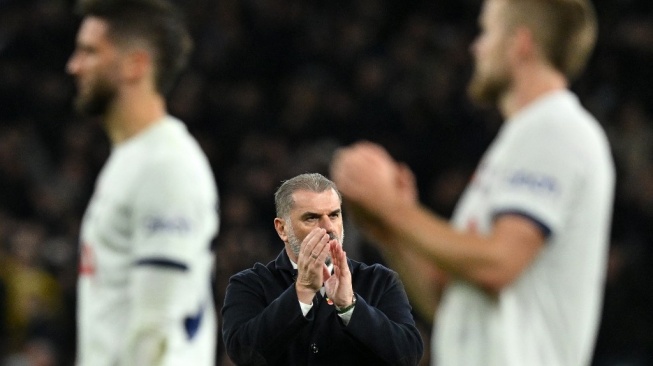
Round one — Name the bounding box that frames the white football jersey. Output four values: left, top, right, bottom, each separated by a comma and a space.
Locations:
77, 116, 219, 366
434, 91, 615, 366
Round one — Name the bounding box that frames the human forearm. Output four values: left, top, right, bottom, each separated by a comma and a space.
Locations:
332, 141, 543, 293
378, 245, 444, 323
381, 203, 542, 293
125, 268, 189, 366
347, 202, 443, 319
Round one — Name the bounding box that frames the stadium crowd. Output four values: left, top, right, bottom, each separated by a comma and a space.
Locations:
0, 0, 652, 365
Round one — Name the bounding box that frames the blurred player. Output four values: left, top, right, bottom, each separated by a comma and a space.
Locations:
67, 0, 219, 365
331, 0, 615, 365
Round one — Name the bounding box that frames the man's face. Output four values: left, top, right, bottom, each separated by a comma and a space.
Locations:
67, 17, 120, 116
468, 0, 512, 106
279, 189, 345, 265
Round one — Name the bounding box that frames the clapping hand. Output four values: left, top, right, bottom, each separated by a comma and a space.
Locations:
324, 239, 354, 309
295, 228, 332, 304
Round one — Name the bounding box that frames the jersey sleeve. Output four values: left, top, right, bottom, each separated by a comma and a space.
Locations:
489, 124, 585, 238
122, 151, 218, 364
130, 154, 218, 268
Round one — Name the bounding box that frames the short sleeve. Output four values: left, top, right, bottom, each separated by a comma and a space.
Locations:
490, 124, 584, 238
130, 154, 218, 268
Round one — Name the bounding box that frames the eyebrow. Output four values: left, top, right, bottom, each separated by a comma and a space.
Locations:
299, 208, 341, 220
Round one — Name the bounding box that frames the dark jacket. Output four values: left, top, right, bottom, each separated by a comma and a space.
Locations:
221, 250, 424, 366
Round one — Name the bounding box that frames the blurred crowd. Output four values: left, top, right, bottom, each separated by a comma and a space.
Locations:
0, 0, 652, 365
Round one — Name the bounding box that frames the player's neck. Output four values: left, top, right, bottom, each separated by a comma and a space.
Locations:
104, 89, 166, 145
499, 64, 568, 119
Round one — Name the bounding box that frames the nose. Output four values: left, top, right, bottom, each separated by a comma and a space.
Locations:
319, 217, 337, 239
66, 53, 79, 75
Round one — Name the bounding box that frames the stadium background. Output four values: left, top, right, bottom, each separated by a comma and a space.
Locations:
0, 0, 652, 365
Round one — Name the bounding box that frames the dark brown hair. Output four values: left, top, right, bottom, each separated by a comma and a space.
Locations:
76, 0, 193, 94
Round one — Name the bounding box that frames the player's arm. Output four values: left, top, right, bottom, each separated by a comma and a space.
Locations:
124, 156, 217, 365
126, 267, 190, 365
381, 204, 545, 295
332, 142, 546, 295
377, 243, 447, 322
346, 202, 447, 322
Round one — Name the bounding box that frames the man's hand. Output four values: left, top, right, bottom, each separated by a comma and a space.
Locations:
330, 141, 417, 217
324, 240, 354, 308
295, 228, 331, 304
331, 141, 419, 250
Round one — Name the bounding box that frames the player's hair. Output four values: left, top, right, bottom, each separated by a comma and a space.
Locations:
75, 0, 193, 94
500, 0, 597, 80
274, 173, 342, 219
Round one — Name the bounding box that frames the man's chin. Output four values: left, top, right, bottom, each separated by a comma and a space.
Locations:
468, 73, 510, 107
75, 98, 104, 116
74, 85, 115, 116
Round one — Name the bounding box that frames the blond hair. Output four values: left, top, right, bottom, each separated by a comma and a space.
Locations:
500, 0, 597, 80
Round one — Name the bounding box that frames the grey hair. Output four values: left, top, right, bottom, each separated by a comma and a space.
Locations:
274, 173, 342, 218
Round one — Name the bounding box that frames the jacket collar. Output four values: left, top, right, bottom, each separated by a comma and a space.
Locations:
272, 249, 298, 283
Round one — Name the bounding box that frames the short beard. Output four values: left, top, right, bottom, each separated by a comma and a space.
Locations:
467, 68, 510, 108
74, 78, 116, 117
287, 224, 303, 260
286, 223, 346, 267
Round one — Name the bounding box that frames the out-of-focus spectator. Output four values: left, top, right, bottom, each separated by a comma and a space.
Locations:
0, 222, 63, 359
3, 337, 58, 366
0, 276, 7, 358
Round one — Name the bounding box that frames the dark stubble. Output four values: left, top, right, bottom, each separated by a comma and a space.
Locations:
74, 76, 116, 117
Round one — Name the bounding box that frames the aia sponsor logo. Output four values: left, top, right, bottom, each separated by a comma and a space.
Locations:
144, 216, 191, 234
507, 170, 558, 194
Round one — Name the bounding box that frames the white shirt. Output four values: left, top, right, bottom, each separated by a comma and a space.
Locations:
77, 116, 219, 366
434, 91, 615, 366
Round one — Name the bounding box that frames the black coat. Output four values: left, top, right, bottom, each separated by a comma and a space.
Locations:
222, 250, 424, 365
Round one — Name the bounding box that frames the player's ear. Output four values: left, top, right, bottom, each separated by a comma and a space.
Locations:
510, 25, 536, 63
274, 218, 288, 242
122, 48, 152, 84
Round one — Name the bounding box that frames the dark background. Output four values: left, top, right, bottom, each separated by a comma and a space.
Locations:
1, 0, 652, 365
